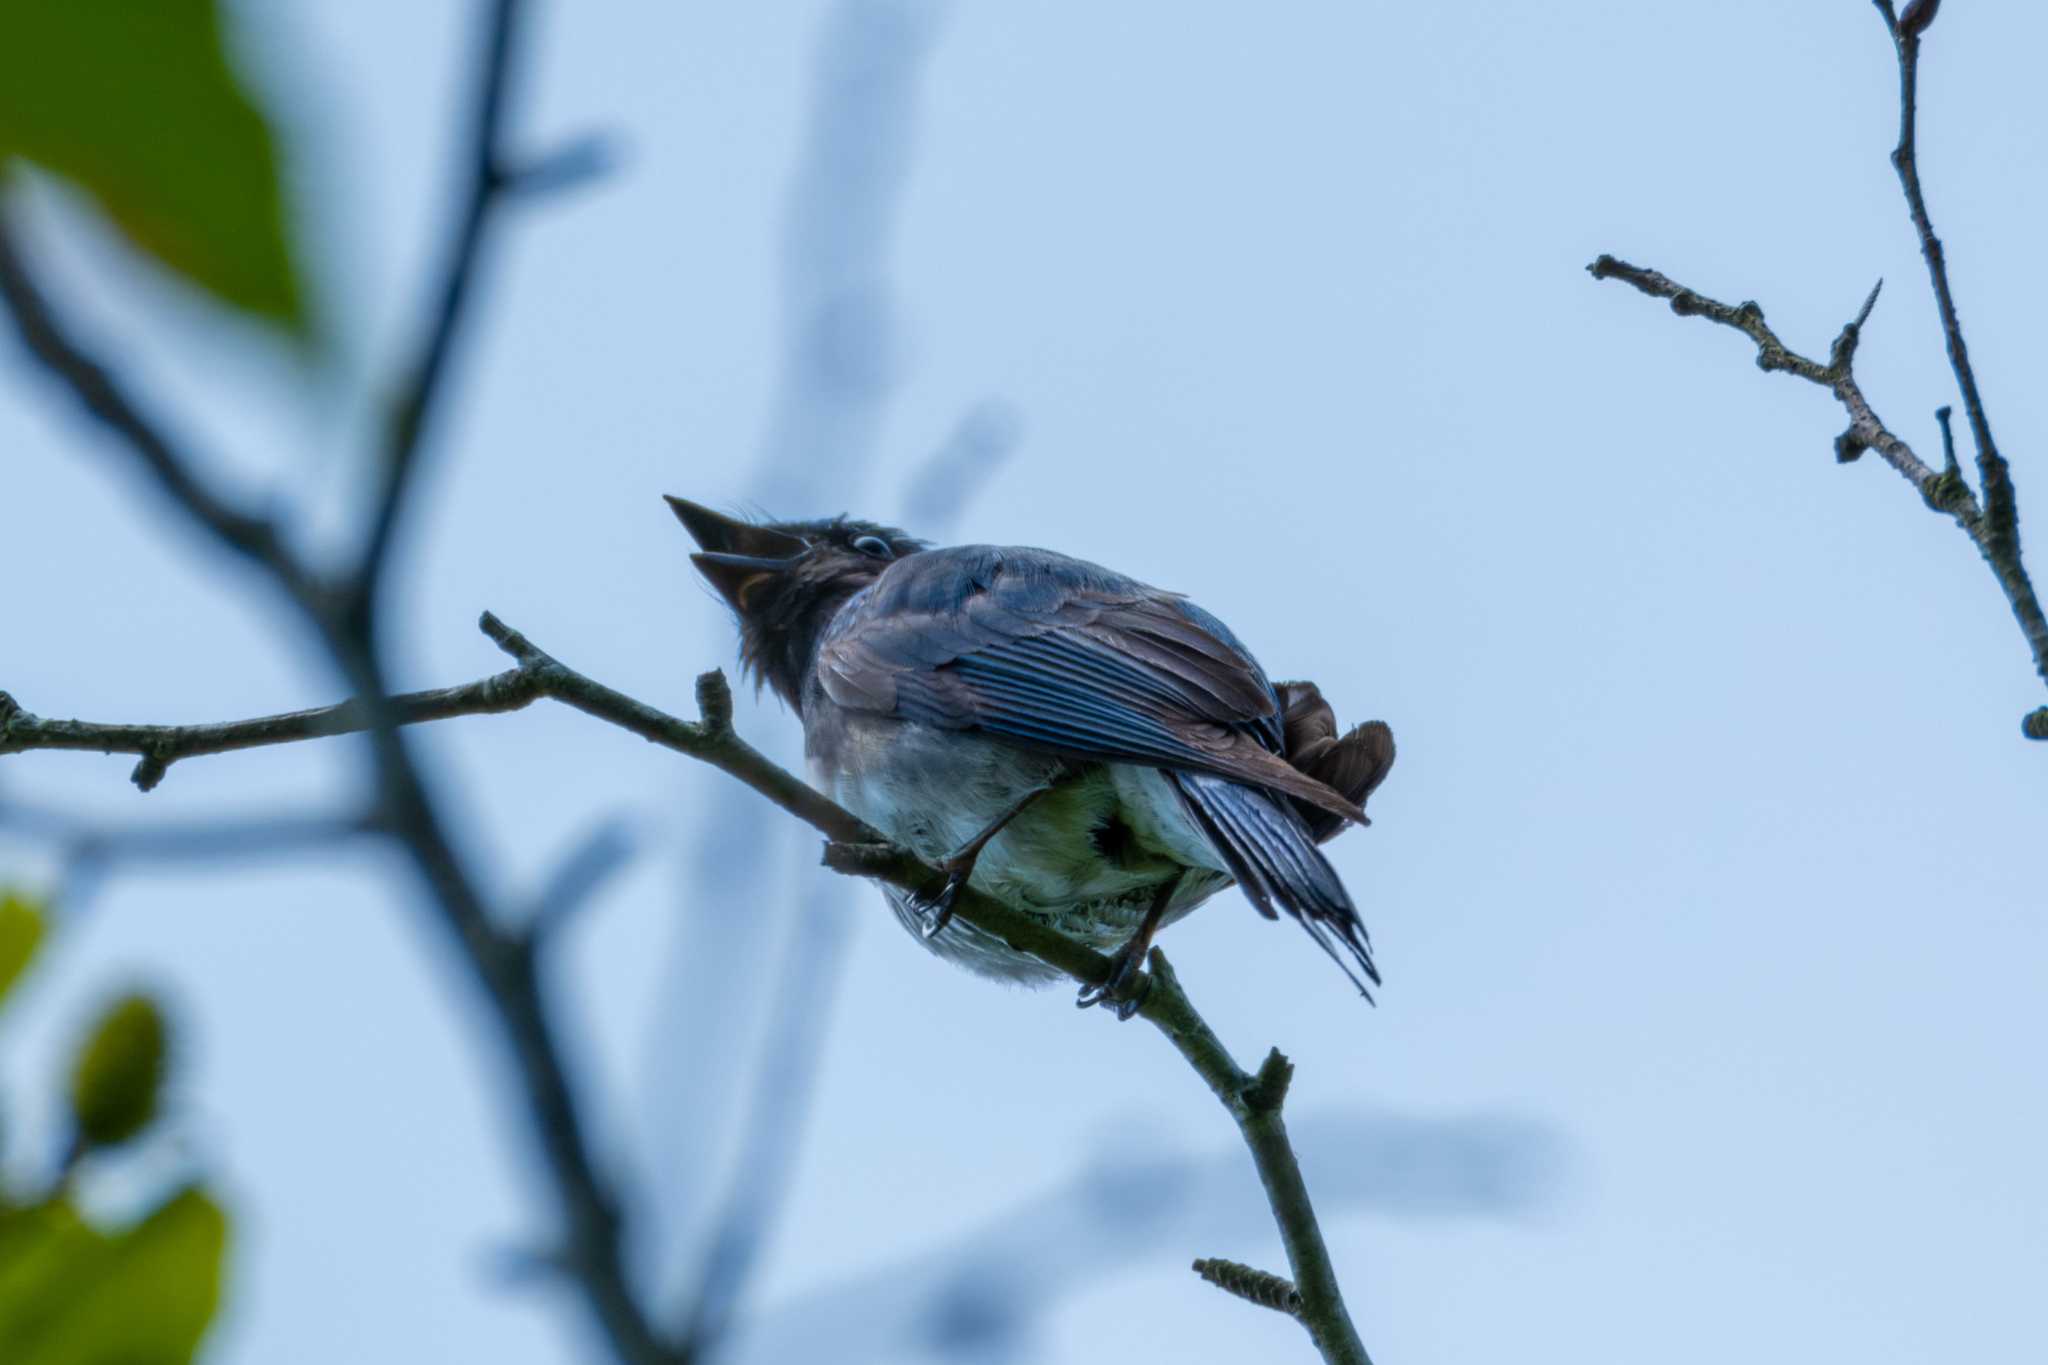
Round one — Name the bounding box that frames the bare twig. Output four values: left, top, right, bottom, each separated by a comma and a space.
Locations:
0, 672, 536, 791
1874, 0, 2000, 508
1192, 1257, 1302, 1316
1587, 258, 1949, 499
3, 615, 1375, 1363
1588, 0, 2048, 739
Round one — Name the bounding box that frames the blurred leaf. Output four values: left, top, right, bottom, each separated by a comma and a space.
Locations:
0, 0, 309, 333
0, 1188, 228, 1365
67, 993, 168, 1150
0, 890, 45, 1011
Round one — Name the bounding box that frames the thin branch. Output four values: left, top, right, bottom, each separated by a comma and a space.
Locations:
0, 672, 538, 791
1587, 257, 1952, 505
1875, 0, 2005, 519
352, 0, 524, 613
2, 615, 1375, 1363
1588, 260, 2048, 732
1872, 0, 2048, 721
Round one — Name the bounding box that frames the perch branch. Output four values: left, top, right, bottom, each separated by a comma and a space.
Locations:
1587, 4, 2048, 737
1, 616, 1374, 1364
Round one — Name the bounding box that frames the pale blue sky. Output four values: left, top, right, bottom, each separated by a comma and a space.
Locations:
4, 2, 2046, 1362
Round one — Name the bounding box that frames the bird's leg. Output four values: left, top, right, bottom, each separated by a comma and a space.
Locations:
1076, 873, 1182, 1021
914, 779, 1058, 939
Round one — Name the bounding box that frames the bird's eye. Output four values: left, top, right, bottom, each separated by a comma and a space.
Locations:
852, 534, 894, 559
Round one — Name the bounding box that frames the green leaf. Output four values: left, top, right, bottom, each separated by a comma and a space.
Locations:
0, 890, 44, 1011
67, 993, 169, 1150
0, 0, 309, 333
0, 1188, 228, 1365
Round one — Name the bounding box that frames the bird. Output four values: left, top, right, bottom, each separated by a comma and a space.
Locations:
668, 496, 1395, 1017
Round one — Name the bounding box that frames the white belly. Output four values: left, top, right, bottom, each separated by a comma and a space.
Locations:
808, 715, 1231, 982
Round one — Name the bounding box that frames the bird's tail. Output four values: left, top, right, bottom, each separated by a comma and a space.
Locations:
1273, 680, 1396, 844
1171, 770, 1380, 999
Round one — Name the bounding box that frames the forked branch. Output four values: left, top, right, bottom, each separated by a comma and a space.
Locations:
1589, 2, 2048, 739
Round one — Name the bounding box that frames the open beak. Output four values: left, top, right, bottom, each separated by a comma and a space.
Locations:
665, 496, 806, 611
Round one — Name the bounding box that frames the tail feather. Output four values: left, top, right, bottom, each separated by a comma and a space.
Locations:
1171, 771, 1380, 999
1274, 681, 1396, 843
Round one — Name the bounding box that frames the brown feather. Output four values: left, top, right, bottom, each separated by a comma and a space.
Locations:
1273, 680, 1395, 842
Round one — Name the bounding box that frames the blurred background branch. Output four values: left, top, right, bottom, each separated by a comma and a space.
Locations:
638, 4, 1002, 1350
1, 4, 682, 1362
725, 1108, 1562, 1364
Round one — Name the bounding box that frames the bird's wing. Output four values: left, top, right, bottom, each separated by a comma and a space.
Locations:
816, 546, 1364, 824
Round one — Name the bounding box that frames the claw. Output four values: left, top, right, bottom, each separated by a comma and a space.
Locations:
912, 871, 967, 938
1075, 949, 1148, 1020
1075, 872, 1178, 1021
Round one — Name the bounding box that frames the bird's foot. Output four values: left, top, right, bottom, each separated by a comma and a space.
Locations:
1075, 943, 1149, 1021
910, 862, 971, 939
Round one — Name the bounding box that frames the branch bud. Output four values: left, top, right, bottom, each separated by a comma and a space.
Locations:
1899, 0, 1941, 38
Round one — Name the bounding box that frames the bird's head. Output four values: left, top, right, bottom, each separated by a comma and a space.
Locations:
666, 496, 924, 706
